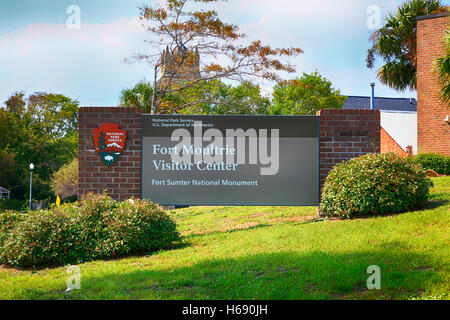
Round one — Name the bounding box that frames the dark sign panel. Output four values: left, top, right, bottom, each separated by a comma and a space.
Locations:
142, 115, 319, 206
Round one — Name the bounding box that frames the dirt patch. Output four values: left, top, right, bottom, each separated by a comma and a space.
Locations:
247, 270, 266, 277
0, 265, 14, 273
182, 214, 324, 237
227, 212, 271, 222
182, 221, 263, 236
414, 266, 433, 271
248, 212, 271, 218
0, 264, 32, 273
425, 169, 439, 177
328, 284, 368, 300
268, 215, 315, 224
230, 221, 261, 230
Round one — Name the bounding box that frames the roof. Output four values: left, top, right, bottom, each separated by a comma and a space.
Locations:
0, 186, 10, 193
343, 96, 417, 112
417, 12, 449, 21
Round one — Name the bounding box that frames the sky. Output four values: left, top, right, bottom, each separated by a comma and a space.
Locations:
1, 0, 448, 106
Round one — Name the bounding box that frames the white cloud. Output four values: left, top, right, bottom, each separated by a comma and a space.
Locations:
0, 17, 154, 106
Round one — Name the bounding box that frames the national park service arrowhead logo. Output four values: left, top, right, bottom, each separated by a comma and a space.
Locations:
93, 123, 126, 167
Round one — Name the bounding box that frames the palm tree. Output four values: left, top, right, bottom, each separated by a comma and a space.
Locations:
366, 0, 445, 91
434, 30, 450, 104
119, 80, 153, 113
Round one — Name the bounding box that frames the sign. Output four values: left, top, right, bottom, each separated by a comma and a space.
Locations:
93, 123, 127, 167
142, 115, 319, 206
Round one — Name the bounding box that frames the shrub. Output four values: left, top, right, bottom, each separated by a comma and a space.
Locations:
3, 208, 82, 267
413, 153, 450, 175
0, 194, 181, 268
0, 210, 25, 264
320, 153, 432, 219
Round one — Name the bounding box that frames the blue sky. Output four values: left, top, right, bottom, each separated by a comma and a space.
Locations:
1, 0, 448, 106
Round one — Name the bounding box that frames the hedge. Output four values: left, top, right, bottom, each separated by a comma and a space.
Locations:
413, 153, 450, 175
320, 153, 431, 219
0, 194, 181, 268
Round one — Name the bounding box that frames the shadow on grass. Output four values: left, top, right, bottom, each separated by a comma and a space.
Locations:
182, 215, 325, 239
26, 241, 444, 300
423, 199, 449, 209
0, 240, 190, 272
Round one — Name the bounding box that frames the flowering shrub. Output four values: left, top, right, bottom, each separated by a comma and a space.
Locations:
320, 153, 431, 219
0, 194, 180, 268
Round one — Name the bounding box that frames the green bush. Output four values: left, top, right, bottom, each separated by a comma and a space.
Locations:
0, 194, 181, 268
413, 153, 450, 175
0, 210, 25, 264
320, 153, 431, 219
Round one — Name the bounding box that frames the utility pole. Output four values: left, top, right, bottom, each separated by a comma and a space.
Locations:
370, 82, 375, 110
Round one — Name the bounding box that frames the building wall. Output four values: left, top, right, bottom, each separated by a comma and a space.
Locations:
79, 108, 380, 200
380, 127, 409, 157
317, 109, 380, 190
380, 111, 417, 155
417, 13, 450, 156
78, 107, 142, 201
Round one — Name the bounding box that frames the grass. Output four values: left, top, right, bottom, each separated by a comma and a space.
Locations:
0, 177, 449, 300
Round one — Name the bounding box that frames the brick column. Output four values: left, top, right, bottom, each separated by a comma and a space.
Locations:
78, 107, 142, 201
318, 109, 380, 190
417, 13, 450, 156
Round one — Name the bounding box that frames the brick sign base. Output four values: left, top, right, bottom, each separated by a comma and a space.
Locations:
78, 107, 142, 201
78, 107, 380, 202
317, 109, 380, 189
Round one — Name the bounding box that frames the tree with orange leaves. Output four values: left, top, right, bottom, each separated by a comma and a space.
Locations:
132, 0, 303, 114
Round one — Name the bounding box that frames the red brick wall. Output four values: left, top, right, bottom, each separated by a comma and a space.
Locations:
317, 109, 380, 189
380, 127, 409, 157
417, 14, 450, 156
78, 107, 142, 201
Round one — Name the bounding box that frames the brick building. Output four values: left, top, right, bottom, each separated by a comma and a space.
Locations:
343, 96, 417, 156
380, 111, 416, 157
417, 13, 450, 156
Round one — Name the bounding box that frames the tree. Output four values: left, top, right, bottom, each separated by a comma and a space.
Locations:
51, 158, 78, 200
176, 79, 270, 115
269, 71, 346, 116
0, 147, 16, 192
434, 30, 450, 104
133, 0, 303, 113
366, 0, 446, 91
0, 91, 79, 200
119, 80, 153, 113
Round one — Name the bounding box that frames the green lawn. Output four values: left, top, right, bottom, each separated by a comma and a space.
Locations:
1, 177, 449, 300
